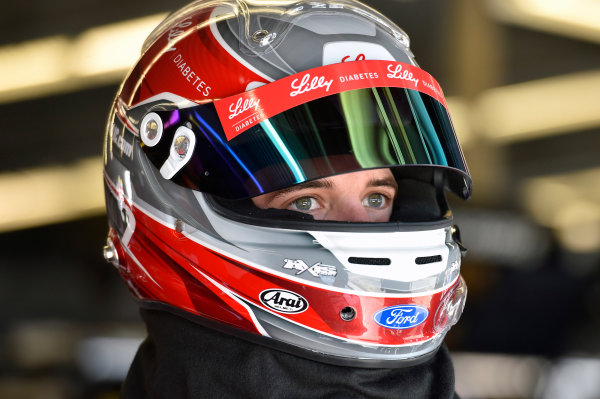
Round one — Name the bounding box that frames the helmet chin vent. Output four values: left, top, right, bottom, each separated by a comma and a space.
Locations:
348, 257, 391, 266
415, 255, 442, 265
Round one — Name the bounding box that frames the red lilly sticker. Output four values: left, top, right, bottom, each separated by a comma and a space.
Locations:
214, 60, 447, 141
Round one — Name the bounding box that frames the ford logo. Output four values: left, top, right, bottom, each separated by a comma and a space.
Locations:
374, 305, 428, 329
260, 289, 309, 314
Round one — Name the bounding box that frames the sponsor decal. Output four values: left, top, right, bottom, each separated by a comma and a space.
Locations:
259, 289, 309, 314
229, 97, 261, 119
171, 53, 212, 97
214, 60, 447, 140
322, 41, 395, 65
227, 97, 262, 133
112, 126, 133, 158
289, 73, 333, 97
338, 72, 379, 83
166, 17, 193, 52
341, 53, 366, 62
386, 63, 419, 87
282, 258, 337, 278
374, 305, 428, 330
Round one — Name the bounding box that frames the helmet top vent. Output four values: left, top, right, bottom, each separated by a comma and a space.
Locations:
348, 257, 391, 266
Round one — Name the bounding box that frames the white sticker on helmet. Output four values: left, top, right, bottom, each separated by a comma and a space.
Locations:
294, 14, 376, 36
310, 228, 450, 283
322, 41, 395, 66
245, 81, 266, 91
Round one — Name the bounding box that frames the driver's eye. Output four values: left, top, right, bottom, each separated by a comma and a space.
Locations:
291, 196, 317, 211
363, 193, 385, 208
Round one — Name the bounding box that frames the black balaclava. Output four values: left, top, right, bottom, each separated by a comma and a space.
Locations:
122, 308, 460, 399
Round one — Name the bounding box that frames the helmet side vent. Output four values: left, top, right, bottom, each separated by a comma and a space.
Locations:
348, 257, 391, 266
415, 255, 442, 265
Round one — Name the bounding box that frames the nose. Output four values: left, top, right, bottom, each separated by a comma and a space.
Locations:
327, 199, 370, 222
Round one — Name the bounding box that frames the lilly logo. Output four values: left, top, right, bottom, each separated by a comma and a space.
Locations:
374, 305, 428, 330
228, 97, 261, 119
260, 289, 309, 314
289, 73, 333, 97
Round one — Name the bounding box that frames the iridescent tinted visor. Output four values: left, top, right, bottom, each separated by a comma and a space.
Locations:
139, 61, 471, 200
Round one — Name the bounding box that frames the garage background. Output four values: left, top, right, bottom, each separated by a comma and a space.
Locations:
1, 0, 599, 398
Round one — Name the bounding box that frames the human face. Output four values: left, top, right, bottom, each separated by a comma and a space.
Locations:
251, 169, 398, 222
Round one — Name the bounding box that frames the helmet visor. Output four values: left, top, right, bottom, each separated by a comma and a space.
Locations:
141, 66, 470, 200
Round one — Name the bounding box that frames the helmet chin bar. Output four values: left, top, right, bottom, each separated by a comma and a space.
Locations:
102, 170, 469, 366
107, 223, 468, 367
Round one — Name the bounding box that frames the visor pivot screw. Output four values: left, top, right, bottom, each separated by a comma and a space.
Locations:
340, 307, 356, 321
145, 120, 158, 140
252, 29, 276, 46
173, 136, 190, 158
204, 171, 210, 177
140, 112, 163, 147
252, 29, 268, 42
103, 245, 116, 263
175, 219, 184, 233
103, 238, 119, 268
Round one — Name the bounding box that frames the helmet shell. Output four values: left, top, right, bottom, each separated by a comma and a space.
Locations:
103, 0, 468, 367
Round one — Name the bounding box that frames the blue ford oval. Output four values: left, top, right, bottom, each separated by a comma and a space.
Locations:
374, 305, 429, 330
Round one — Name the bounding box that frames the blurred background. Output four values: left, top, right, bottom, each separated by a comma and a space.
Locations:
0, 0, 599, 397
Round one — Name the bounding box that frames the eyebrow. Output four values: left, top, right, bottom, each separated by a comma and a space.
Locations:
368, 176, 398, 191
267, 174, 398, 201
268, 179, 334, 200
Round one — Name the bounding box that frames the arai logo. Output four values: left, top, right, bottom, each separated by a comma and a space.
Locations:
260, 289, 309, 314
374, 305, 428, 330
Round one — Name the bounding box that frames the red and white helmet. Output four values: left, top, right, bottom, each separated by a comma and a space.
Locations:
103, 0, 471, 367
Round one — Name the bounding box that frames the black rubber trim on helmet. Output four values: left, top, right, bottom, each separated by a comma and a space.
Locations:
205, 167, 454, 233
207, 193, 453, 233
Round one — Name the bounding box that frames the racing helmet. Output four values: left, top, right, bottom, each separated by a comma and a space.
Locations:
103, 0, 471, 367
